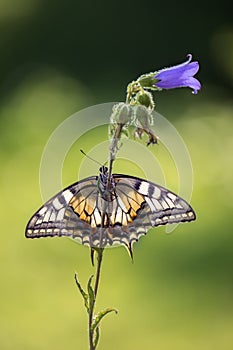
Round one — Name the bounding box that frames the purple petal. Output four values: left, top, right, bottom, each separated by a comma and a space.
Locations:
156, 76, 201, 93
153, 54, 201, 93
183, 61, 199, 76
186, 77, 201, 94
156, 54, 193, 80
155, 79, 183, 89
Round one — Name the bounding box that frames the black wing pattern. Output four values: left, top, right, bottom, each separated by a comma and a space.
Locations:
26, 174, 196, 252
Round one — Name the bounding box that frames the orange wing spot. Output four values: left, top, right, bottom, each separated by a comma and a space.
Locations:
69, 195, 85, 215
122, 212, 128, 226
69, 195, 95, 224
128, 191, 145, 212
85, 199, 95, 215
82, 214, 91, 224
119, 190, 145, 214
85, 215, 91, 224
79, 211, 87, 221
129, 207, 137, 219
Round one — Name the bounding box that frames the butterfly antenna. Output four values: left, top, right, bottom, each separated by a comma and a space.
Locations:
80, 149, 103, 166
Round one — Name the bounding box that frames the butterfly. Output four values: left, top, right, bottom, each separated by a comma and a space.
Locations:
25, 166, 196, 257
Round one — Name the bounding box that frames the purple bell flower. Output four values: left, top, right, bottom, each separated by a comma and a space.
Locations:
154, 54, 201, 94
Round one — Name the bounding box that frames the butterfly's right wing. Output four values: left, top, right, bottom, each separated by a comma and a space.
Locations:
114, 175, 196, 226
110, 175, 196, 252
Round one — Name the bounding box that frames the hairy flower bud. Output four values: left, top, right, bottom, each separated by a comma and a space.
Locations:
110, 103, 133, 125
133, 105, 157, 145
134, 105, 153, 128
136, 91, 155, 110
137, 73, 158, 90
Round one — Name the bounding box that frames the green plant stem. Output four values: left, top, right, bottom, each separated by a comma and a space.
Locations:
108, 123, 124, 187
89, 303, 95, 350
94, 249, 104, 298
88, 122, 124, 349
88, 248, 104, 350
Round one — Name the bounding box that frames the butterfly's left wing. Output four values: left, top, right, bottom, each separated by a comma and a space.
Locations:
25, 176, 101, 245
26, 175, 141, 249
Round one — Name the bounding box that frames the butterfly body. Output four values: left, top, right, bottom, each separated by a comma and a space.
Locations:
26, 167, 196, 253
97, 166, 115, 202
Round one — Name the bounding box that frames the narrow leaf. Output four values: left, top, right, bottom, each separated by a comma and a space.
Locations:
87, 275, 95, 310
93, 326, 100, 348
74, 273, 89, 312
91, 308, 118, 331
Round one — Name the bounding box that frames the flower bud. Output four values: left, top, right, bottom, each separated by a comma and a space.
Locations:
136, 91, 154, 110
137, 72, 160, 91
110, 103, 133, 125
134, 105, 153, 128
133, 105, 158, 145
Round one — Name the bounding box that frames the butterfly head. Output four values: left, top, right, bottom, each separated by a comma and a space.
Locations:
99, 166, 108, 175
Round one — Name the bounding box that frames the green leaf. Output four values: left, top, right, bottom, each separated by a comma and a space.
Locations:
74, 273, 89, 312
91, 308, 118, 331
93, 326, 100, 348
87, 275, 95, 310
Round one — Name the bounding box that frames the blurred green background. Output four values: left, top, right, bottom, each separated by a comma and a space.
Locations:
0, 1, 233, 349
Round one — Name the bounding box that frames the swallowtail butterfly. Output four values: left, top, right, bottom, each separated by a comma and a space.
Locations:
26, 166, 196, 255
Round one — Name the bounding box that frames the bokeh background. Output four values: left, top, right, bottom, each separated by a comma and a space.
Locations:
0, 1, 233, 349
